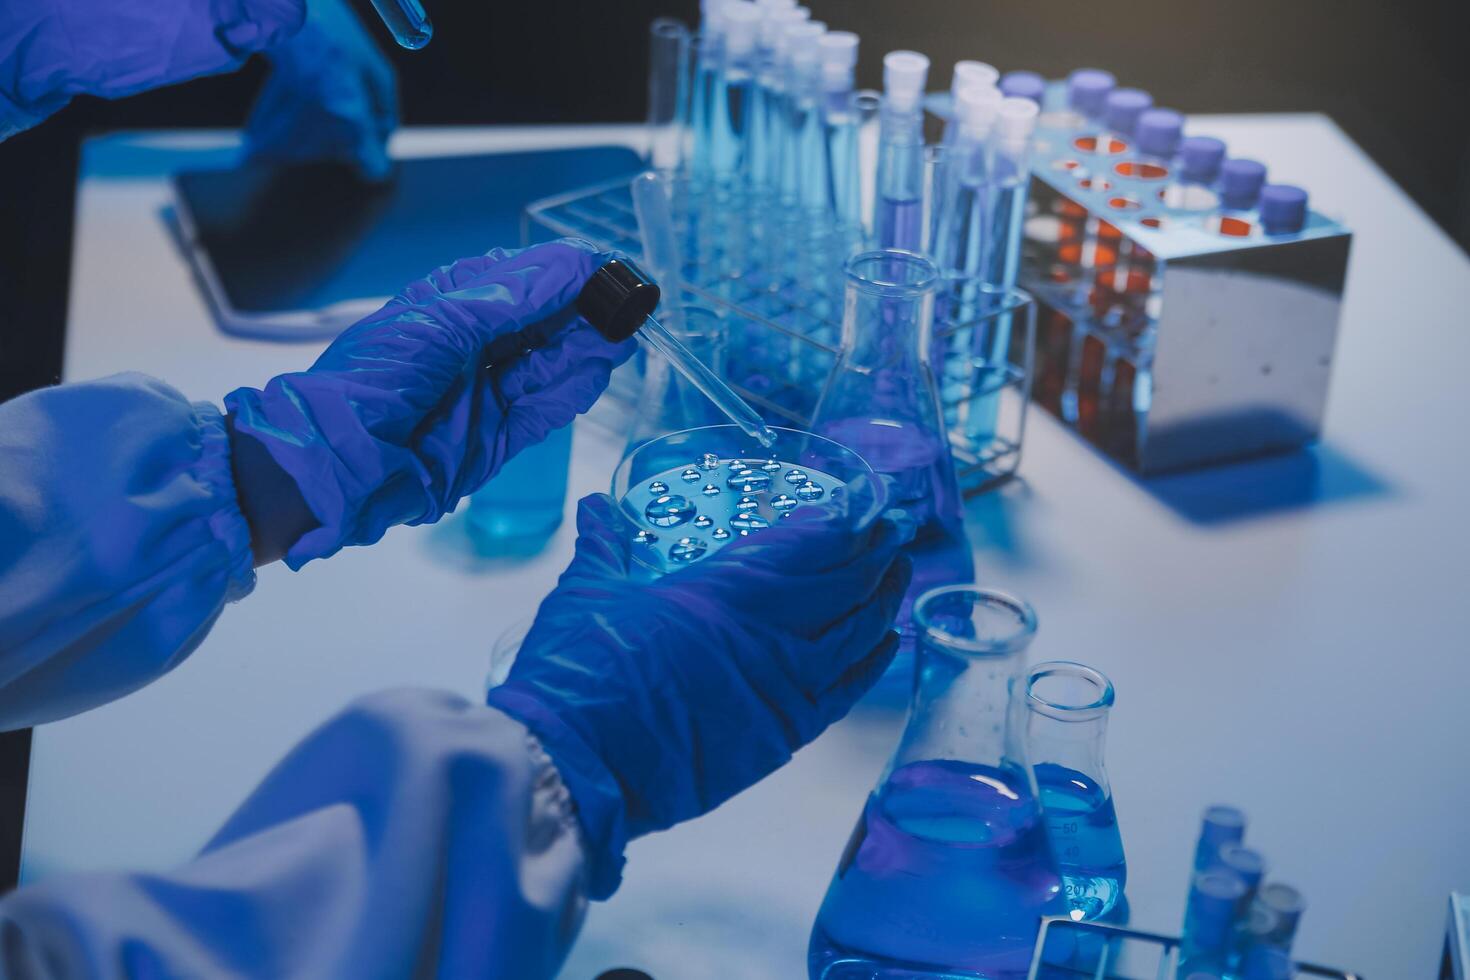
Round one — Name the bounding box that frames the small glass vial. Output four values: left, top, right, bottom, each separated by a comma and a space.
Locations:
1026, 661, 1127, 921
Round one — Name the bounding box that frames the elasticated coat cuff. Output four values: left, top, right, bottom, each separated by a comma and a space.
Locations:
194, 404, 259, 602
485, 687, 629, 900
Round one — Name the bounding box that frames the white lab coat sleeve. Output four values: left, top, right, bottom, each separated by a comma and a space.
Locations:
0, 373, 256, 730
0, 689, 592, 979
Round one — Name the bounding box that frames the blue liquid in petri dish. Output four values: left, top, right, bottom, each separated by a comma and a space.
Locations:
810, 759, 1065, 978
1035, 763, 1127, 921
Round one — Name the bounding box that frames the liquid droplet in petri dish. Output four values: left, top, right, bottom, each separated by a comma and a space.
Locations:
771, 493, 798, 512
698, 453, 721, 470
669, 537, 709, 563
648, 481, 669, 494
726, 469, 772, 494
702, 483, 722, 497
694, 514, 714, 529
796, 480, 825, 501
784, 469, 808, 485
731, 513, 770, 533
712, 527, 732, 540
736, 496, 760, 513
634, 529, 659, 545
645, 494, 696, 528
681, 468, 702, 483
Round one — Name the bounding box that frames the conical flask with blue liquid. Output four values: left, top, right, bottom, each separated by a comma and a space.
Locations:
1025, 661, 1127, 922
809, 586, 1065, 979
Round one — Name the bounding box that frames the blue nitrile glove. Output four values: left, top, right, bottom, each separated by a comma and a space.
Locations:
224, 239, 635, 568
0, 0, 305, 140
244, 0, 397, 180
486, 491, 914, 898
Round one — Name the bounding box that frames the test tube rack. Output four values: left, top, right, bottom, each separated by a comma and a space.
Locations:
1026, 916, 1361, 980
1019, 88, 1352, 474
524, 175, 1037, 496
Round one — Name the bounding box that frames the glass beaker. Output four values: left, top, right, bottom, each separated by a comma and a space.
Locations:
1025, 661, 1127, 922
809, 586, 1065, 979
811, 250, 964, 541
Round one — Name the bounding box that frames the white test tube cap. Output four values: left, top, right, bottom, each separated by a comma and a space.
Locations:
701, 0, 729, 34
883, 50, 930, 112
764, 6, 810, 54
722, 2, 762, 55
997, 96, 1040, 140
819, 31, 860, 88
784, 21, 827, 67
956, 82, 1003, 138
952, 60, 999, 95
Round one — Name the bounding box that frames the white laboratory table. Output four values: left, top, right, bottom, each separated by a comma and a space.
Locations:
22, 118, 1470, 979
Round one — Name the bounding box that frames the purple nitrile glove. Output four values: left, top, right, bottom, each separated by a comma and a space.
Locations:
225, 239, 635, 567
244, 0, 398, 181
0, 0, 305, 139
488, 490, 913, 898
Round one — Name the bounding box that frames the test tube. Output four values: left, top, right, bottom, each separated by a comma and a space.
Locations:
1179, 868, 1248, 975
1193, 805, 1247, 873
1238, 883, 1306, 980
368, 0, 433, 49
1220, 159, 1269, 211
647, 19, 691, 173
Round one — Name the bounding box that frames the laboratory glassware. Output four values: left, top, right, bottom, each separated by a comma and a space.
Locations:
610, 423, 883, 576
817, 31, 859, 218
811, 250, 963, 539
874, 50, 930, 250
646, 19, 691, 173
1237, 883, 1306, 980
809, 586, 1065, 978
574, 256, 779, 449
1026, 660, 1127, 922
688, 11, 725, 186
1193, 805, 1246, 873
467, 423, 572, 545
940, 61, 1000, 145
625, 307, 728, 452
960, 96, 1040, 450
368, 0, 432, 49
1159, 135, 1224, 212
1219, 158, 1269, 212
1179, 867, 1248, 976
712, 2, 762, 187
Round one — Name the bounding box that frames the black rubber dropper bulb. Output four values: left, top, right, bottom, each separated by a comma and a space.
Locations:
575, 258, 663, 342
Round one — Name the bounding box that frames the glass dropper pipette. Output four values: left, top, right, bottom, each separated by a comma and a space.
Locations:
575, 259, 780, 449
368, 0, 434, 49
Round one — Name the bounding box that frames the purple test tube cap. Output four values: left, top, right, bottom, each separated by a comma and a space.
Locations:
1067, 68, 1116, 118
1220, 158, 1267, 210
1135, 108, 1183, 158
1104, 88, 1152, 137
1000, 70, 1045, 105
1260, 184, 1309, 234
1181, 136, 1227, 183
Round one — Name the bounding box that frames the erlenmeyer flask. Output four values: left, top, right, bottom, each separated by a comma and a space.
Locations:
625, 306, 727, 453
809, 586, 1065, 979
811, 250, 963, 540
1026, 661, 1127, 922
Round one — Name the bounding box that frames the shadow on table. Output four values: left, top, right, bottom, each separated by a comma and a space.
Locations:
1136, 441, 1391, 526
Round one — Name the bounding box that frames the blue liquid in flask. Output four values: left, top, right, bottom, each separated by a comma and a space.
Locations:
468, 423, 570, 545
809, 759, 1065, 979
1034, 763, 1126, 921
